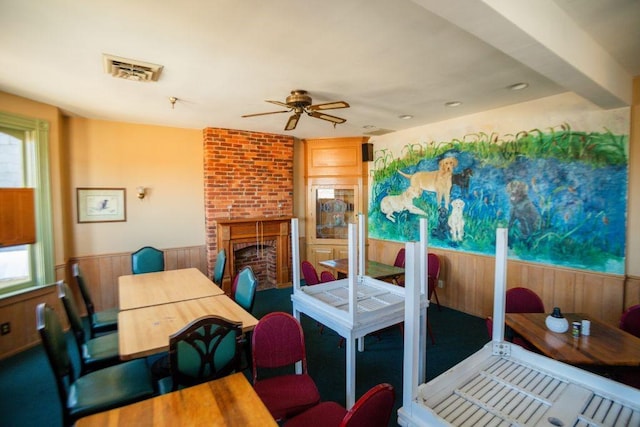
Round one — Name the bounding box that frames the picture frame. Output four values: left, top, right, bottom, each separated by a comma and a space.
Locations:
77, 187, 126, 223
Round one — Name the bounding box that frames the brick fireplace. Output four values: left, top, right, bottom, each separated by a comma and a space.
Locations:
203, 128, 295, 294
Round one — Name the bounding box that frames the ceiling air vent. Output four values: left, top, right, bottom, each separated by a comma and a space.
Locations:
103, 54, 163, 82
364, 128, 394, 136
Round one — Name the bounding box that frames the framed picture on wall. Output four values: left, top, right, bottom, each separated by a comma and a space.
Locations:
77, 187, 126, 223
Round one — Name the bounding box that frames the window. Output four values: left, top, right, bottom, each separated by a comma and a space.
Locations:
0, 112, 54, 295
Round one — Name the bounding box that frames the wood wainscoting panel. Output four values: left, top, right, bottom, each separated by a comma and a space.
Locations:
367, 239, 625, 325
624, 275, 640, 309
69, 245, 207, 315
0, 284, 63, 360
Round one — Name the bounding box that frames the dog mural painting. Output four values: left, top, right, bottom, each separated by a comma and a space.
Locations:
369, 124, 628, 275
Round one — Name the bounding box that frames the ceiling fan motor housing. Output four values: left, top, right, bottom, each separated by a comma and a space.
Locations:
286, 90, 312, 107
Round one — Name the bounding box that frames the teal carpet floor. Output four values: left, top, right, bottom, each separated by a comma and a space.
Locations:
0, 287, 488, 426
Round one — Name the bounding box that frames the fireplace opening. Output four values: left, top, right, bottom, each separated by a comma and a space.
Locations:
234, 241, 276, 290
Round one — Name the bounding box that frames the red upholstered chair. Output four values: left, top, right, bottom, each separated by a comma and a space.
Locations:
619, 304, 640, 338
505, 287, 545, 314
320, 271, 336, 282
302, 261, 320, 286
252, 312, 320, 421
427, 253, 442, 310
392, 248, 405, 286
486, 287, 545, 350
284, 383, 395, 427
616, 305, 640, 388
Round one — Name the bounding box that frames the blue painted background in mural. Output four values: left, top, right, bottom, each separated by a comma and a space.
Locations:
369, 125, 628, 274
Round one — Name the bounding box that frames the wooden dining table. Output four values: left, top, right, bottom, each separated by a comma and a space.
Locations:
505, 312, 640, 366
118, 295, 259, 360
319, 258, 404, 280
119, 267, 224, 310
75, 372, 277, 427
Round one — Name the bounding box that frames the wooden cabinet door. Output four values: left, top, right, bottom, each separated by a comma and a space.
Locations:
0, 188, 36, 247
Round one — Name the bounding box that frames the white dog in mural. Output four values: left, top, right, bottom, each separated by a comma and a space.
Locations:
448, 198, 465, 242
380, 186, 426, 223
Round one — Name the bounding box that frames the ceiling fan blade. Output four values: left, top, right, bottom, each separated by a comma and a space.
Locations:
308, 101, 350, 111
285, 113, 300, 131
266, 100, 291, 108
308, 110, 346, 124
241, 110, 289, 118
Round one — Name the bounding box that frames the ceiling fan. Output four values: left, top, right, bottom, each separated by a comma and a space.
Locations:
242, 89, 349, 131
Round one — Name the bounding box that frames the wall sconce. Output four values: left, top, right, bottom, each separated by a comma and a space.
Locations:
136, 186, 146, 199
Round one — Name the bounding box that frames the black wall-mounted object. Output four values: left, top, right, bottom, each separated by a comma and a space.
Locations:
362, 143, 374, 162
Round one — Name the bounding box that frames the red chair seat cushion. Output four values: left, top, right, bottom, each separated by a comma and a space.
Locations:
284, 401, 347, 427
254, 374, 320, 420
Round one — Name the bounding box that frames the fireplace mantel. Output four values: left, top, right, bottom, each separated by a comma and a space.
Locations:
216, 217, 291, 294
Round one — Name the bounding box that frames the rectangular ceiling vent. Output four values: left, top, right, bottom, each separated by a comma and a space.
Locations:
364, 128, 395, 136
103, 54, 163, 82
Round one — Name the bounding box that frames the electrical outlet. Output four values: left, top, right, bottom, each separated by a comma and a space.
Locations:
438, 280, 444, 289
0, 322, 10, 335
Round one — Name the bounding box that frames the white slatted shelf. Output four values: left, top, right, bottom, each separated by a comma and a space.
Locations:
398, 228, 640, 427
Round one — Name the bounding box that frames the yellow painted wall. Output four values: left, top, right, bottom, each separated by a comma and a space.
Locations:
66, 118, 204, 256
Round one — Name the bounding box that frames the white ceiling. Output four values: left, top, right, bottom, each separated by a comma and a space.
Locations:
0, 0, 638, 139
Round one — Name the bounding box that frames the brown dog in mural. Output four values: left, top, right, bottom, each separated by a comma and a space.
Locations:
506, 180, 541, 237
398, 156, 458, 208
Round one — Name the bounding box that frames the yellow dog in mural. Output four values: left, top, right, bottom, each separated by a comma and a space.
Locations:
398, 156, 458, 208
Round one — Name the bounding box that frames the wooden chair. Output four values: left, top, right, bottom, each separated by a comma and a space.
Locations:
252, 312, 320, 421
37, 303, 154, 427
212, 249, 226, 286
71, 263, 118, 338
157, 315, 243, 394
131, 246, 164, 274
57, 280, 121, 375
284, 383, 395, 427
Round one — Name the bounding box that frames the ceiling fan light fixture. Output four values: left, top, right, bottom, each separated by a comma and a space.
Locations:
445, 101, 462, 107
398, 114, 413, 120
242, 89, 349, 130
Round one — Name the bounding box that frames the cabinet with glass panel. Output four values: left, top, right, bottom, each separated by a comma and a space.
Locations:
304, 137, 369, 271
